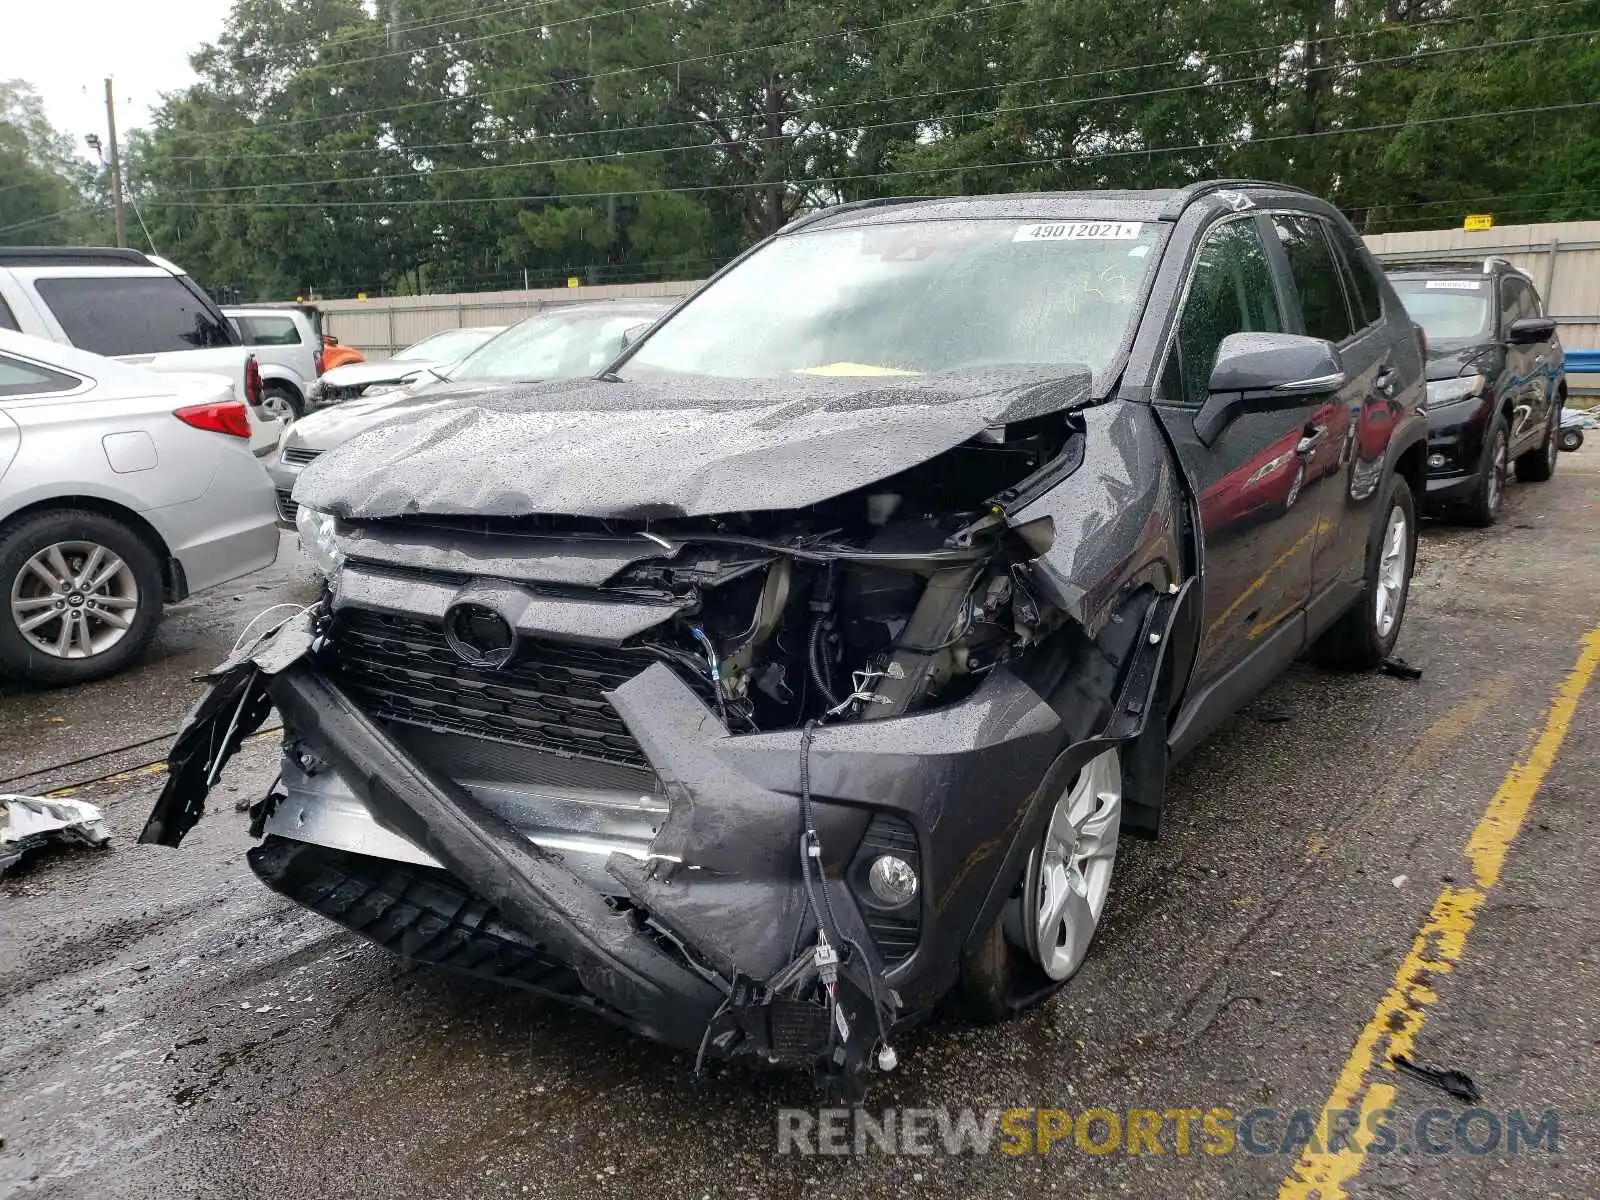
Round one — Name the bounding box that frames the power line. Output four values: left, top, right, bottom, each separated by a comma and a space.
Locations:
161, 0, 1032, 141
154, 0, 1600, 162
137, 99, 1600, 210
160, 29, 1600, 195
230, 0, 579, 65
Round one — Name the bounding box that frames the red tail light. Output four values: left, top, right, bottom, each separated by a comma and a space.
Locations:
244, 354, 262, 406
175, 400, 251, 439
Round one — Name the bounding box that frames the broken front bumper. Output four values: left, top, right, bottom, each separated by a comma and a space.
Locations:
142, 581, 1178, 1078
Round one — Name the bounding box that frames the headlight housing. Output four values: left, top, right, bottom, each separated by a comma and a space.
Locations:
294, 504, 344, 577
1425, 374, 1487, 408
276, 420, 296, 455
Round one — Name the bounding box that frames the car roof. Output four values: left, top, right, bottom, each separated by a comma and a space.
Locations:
1383, 256, 1529, 281
786, 181, 1327, 234
0, 246, 191, 275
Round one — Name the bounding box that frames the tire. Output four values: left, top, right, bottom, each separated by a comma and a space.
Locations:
0, 509, 165, 686
1310, 474, 1416, 671
259, 383, 303, 422
1463, 414, 1509, 527
1514, 404, 1559, 483
956, 747, 1123, 1022
1559, 427, 1584, 452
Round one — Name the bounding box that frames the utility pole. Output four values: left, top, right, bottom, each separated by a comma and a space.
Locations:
104, 78, 126, 248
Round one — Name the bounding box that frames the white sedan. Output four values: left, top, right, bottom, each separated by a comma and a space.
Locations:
0, 330, 280, 685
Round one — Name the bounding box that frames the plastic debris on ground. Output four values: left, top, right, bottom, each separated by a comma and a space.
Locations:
0, 795, 111, 874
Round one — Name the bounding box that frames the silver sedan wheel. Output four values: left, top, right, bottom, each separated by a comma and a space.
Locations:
1374, 505, 1409, 639
8, 541, 140, 659
1008, 747, 1122, 981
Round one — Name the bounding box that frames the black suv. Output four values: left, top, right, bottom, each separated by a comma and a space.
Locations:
1385, 258, 1565, 524
147, 181, 1427, 1088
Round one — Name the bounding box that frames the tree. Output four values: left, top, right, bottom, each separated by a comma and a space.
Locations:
0, 81, 109, 246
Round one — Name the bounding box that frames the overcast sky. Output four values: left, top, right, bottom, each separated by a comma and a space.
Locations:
1, 0, 234, 157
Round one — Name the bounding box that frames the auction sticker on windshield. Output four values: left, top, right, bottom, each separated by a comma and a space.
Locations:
1014, 221, 1143, 242
1425, 280, 1484, 290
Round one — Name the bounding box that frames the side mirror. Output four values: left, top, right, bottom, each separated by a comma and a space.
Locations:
1195, 332, 1345, 446
1507, 316, 1556, 345
323, 334, 341, 346
620, 322, 652, 349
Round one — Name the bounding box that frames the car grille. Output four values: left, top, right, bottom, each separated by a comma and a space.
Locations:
328, 609, 702, 770
275, 489, 298, 523
282, 446, 322, 466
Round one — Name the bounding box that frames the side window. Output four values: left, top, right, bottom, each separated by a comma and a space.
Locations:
1271, 215, 1355, 344
33, 276, 235, 355
1497, 277, 1522, 335
1162, 219, 1284, 407
0, 295, 18, 332
0, 355, 81, 398
1328, 227, 1382, 329
237, 316, 303, 345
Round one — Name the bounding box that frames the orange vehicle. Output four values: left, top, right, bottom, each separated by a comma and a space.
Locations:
320, 335, 364, 370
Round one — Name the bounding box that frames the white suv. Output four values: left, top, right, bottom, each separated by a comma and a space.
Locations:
0, 247, 282, 455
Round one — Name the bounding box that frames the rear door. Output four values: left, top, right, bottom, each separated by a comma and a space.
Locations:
1152, 214, 1323, 704
1269, 214, 1408, 606
1501, 276, 1552, 452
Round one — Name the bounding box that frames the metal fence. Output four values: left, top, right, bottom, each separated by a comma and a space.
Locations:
319, 219, 1600, 393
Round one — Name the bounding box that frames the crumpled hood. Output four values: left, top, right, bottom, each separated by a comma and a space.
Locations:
288, 380, 503, 452
1425, 342, 1498, 383
318, 358, 446, 390
294, 367, 1093, 519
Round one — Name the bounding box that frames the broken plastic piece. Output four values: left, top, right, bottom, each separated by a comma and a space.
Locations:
1391, 1054, 1481, 1103
1, 795, 110, 874
1380, 656, 1423, 680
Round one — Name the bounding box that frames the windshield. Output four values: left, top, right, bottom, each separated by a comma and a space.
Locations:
1391, 279, 1492, 346
452, 309, 659, 382
620, 218, 1160, 386
397, 328, 495, 362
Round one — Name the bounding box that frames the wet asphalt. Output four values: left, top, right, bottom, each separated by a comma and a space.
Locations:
2, 451, 1598, 1200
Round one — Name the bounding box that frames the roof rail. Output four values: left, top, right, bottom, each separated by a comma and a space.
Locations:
780, 195, 937, 235
0, 246, 153, 268
1158, 179, 1317, 219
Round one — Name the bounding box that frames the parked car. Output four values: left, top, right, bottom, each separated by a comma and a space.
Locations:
145, 182, 1426, 1089
225, 303, 326, 420
319, 335, 364, 371
306, 326, 502, 407
0, 330, 279, 685
0, 247, 282, 457
1385, 257, 1565, 525
267, 301, 670, 526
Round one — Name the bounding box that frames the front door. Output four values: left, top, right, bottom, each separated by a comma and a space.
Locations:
1152, 215, 1325, 702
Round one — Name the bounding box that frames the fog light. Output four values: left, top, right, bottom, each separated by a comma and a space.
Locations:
867, 855, 919, 905
1427, 453, 1447, 469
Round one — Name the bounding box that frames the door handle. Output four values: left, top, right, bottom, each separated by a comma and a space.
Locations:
1296, 424, 1327, 456
1374, 366, 1398, 399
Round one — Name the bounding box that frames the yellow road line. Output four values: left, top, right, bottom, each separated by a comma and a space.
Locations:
1279, 625, 1600, 1199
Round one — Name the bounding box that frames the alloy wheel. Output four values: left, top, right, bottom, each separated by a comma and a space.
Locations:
259, 391, 296, 422
1374, 505, 1409, 640
1008, 747, 1122, 981
8, 541, 140, 660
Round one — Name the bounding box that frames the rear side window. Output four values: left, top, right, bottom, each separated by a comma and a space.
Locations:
0, 355, 81, 398
34, 275, 236, 356
1271, 215, 1355, 343
1329, 230, 1382, 329
0, 296, 18, 331
235, 315, 303, 345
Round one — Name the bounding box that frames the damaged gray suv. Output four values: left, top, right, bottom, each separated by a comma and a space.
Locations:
142, 182, 1426, 1090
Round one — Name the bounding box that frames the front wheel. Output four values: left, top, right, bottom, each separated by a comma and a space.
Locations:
1464, 417, 1509, 527
1311, 474, 1416, 671
0, 509, 165, 686
956, 747, 1123, 1022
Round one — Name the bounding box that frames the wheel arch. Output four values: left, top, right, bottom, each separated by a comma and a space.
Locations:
0, 495, 184, 601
